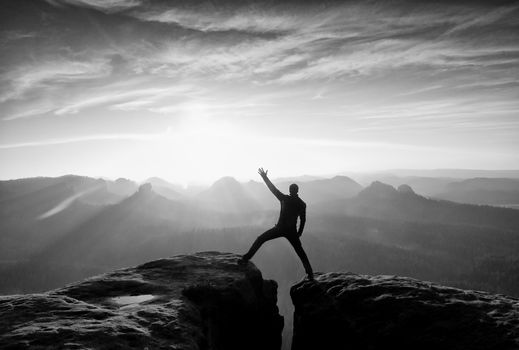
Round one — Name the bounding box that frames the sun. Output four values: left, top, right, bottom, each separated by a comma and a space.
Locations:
156, 108, 257, 183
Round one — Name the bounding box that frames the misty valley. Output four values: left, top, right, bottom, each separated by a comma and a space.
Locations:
1, 173, 519, 347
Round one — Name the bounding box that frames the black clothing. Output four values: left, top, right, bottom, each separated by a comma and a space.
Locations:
276, 194, 306, 230
242, 175, 313, 276
262, 175, 306, 233
243, 226, 313, 275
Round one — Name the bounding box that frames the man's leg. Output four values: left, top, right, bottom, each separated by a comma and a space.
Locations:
242, 227, 283, 261
286, 235, 314, 278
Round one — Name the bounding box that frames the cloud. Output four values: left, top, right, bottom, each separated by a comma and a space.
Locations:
0, 58, 112, 103
334, 97, 519, 134
117, 1, 518, 86
109, 99, 154, 111
5, 1, 519, 93
137, 7, 302, 34
53, 86, 176, 115
2, 106, 56, 121
0, 133, 162, 149
1, 30, 38, 43
443, 4, 519, 36
2, 74, 197, 120
46, 0, 142, 12
2, 0, 518, 139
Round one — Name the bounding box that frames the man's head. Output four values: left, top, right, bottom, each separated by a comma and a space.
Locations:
289, 183, 299, 196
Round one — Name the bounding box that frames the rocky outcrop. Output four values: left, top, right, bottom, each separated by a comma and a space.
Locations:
291, 272, 519, 350
0, 252, 283, 349
397, 184, 415, 194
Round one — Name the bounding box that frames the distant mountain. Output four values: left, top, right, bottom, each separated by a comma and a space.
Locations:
273, 175, 324, 183
348, 174, 455, 196
0, 175, 133, 207
145, 177, 204, 197
348, 173, 519, 202
286, 176, 363, 204
435, 178, 519, 206
374, 169, 519, 179
27, 184, 188, 268
197, 177, 261, 213
0, 175, 140, 261
143, 178, 183, 200
144, 177, 177, 188
106, 178, 138, 197
0, 177, 262, 271
395, 177, 455, 196
0, 176, 64, 200
0, 177, 104, 260
20, 184, 261, 278
242, 176, 363, 208
242, 180, 275, 209
316, 181, 519, 230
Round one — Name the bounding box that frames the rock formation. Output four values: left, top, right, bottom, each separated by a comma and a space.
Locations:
0, 252, 283, 349
291, 272, 519, 350
5, 253, 519, 350
397, 184, 415, 195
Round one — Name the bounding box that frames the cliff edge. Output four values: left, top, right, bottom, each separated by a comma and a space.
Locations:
291, 272, 519, 350
0, 252, 283, 349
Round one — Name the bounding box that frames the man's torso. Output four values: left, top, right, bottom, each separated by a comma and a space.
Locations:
276, 194, 305, 230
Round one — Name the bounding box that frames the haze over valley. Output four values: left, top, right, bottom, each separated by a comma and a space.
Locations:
2, 170, 519, 346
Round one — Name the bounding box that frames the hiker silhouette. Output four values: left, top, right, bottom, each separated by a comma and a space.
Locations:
239, 168, 314, 279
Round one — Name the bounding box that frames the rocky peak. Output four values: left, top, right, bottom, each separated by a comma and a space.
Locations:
357, 181, 398, 200
0, 252, 283, 350
125, 183, 156, 202
208, 177, 244, 194
397, 183, 415, 194
291, 272, 519, 350
198, 176, 260, 213
138, 182, 153, 193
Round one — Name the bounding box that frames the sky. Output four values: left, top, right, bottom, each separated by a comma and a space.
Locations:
1, 0, 519, 184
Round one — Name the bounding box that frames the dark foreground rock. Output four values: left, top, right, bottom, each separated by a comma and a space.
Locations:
291, 272, 519, 350
0, 252, 283, 349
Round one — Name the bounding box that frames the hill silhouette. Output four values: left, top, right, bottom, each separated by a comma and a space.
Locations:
436, 178, 519, 206
197, 176, 261, 213
316, 181, 519, 230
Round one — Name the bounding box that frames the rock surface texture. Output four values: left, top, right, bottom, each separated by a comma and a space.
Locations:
0, 252, 283, 349
291, 272, 519, 350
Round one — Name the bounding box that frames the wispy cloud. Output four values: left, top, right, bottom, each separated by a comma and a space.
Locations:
46, 0, 142, 12
1, 0, 518, 178
116, 2, 518, 86
1, 30, 38, 43
0, 58, 112, 103
442, 4, 519, 36
4, 1, 518, 99
2, 76, 197, 120
53, 85, 193, 115
0, 133, 161, 149
137, 7, 303, 34
335, 97, 519, 134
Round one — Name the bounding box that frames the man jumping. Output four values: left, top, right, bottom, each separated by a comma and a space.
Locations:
239, 168, 314, 280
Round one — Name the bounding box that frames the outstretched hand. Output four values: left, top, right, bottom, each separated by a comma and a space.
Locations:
258, 167, 268, 178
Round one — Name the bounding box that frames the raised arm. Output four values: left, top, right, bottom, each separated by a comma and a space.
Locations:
298, 202, 306, 237
258, 167, 284, 201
